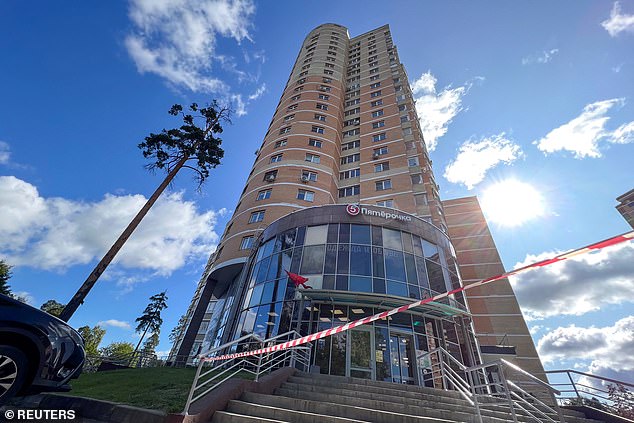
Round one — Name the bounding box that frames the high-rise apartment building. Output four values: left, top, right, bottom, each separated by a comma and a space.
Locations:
170, 24, 544, 385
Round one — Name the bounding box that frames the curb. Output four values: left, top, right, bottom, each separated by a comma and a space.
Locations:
3, 394, 167, 423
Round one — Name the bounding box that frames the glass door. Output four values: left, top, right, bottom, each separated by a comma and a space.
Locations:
390, 333, 416, 384
347, 328, 375, 379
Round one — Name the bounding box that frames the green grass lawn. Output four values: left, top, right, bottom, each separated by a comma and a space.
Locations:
66, 367, 205, 413
67, 366, 257, 413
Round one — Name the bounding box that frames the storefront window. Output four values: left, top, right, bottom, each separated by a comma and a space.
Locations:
385, 249, 406, 282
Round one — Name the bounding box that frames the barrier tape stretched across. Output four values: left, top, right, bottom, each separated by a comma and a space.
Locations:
202, 230, 634, 362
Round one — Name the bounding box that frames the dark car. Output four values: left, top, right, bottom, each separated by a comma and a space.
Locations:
0, 294, 85, 405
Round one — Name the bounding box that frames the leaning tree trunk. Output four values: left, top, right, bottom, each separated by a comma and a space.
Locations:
59, 156, 189, 322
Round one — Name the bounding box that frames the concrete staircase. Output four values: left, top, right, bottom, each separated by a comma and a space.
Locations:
211, 371, 607, 423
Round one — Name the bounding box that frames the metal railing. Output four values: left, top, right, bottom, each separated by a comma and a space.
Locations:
183, 330, 311, 414
545, 369, 634, 415
418, 348, 564, 423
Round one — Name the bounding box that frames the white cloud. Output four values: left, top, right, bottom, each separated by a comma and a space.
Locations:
98, 319, 132, 330
602, 2, 634, 37
533, 98, 634, 158
510, 242, 634, 320
537, 316, 634, 383
12, 291, 35, 306
443, 133, 523, 189
0, 176, 224, 274
411, 72, 479, 151
248, 83, 266, 101
125, 0, 255, 94
0, 141, 10, 164
521, 49, 559, 65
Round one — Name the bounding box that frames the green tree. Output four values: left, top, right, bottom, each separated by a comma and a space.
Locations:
60, 102, 231, 322
40, 300, 66, 317
608, 383, 634, 419
78, 325, 106, 356
0, 259, 12, 296
169, 314, 187, 344
142, 333, 160, 355
133, 291, 168, 356
99, 342, 134, 358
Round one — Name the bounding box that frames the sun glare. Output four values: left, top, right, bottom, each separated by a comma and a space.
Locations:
481, 180, 545, 227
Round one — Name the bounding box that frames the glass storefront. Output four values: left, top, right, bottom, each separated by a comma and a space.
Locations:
205, 205, 479, 385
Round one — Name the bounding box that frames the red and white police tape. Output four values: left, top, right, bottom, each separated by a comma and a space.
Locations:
202, 230, 634, 362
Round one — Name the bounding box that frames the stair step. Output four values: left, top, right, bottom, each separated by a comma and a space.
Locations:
294, 372, 465, 399
227, 399, 370, 423
211, 410, 289, 423
240, 391, 458, 423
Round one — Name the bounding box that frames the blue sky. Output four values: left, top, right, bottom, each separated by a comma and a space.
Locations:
1, 1, 633, 382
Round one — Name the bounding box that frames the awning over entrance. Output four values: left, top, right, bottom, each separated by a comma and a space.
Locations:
298, 289, 470, 319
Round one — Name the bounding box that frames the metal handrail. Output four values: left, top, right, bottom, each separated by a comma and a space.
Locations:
183, 330, 311, 415
544, 369, 634, 415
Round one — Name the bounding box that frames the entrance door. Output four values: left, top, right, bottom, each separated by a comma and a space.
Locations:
390, 333, 416, 384
347, 328, 374, 379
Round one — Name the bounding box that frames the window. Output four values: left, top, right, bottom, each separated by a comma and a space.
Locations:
291, 94, 301, 101
240, 236, 254, 250
287, 104, 298, 111
370, 74, 380, 81
340, 168, 360, 179
345, 107, 360, 116
376, 199, 394, 208
414, 193, 428, 206
274, 139, 287, 148
341, 153, 360, 164
301, 170, 318, 182
395, 85, 402, 92
339, 185, 360, 197
316, 103, 328, 110
297, 189, 314, 202
311, 126, 324, 134
257, 189, 271, 200
403, 127, 413, 136
373, 133, 387, 142
270, 154, 283, 163
343, 128, 360, 137
400, 115, 409, 123
318, 85, 331, 92
370, 90, 382, 98
396, 94, 406, 102
294, 86, 304, 92
324, 69, 334, 75
305, 153, 320, 163
398, 104, 407, 112
369, 68, 379, 74
408, 157, 419, 167
372, 120, 385, 129
376, 180, 392, 191
374, 162, 389, 172
345, 99, 360, 106
249, 210, 265, 223
318, 94, 330, 100
309, 139, 322, 148
323, 77, 332, 83
372, 109, 384, 118
284, 114, 295, 121
342, 140, 360, 151
299, 71, 308, 77
263, 170, 278, 182
373, 146, 388, 156
370, 82, 381, 88
325, 63, 335, 69
369, 61, 379, 68
411, 174, 423, 185
301, 64, 310, 70
370, 99, 383, 107
344, 118, 360, 126
314, 113, 326, 122
279, 126, 291, 134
